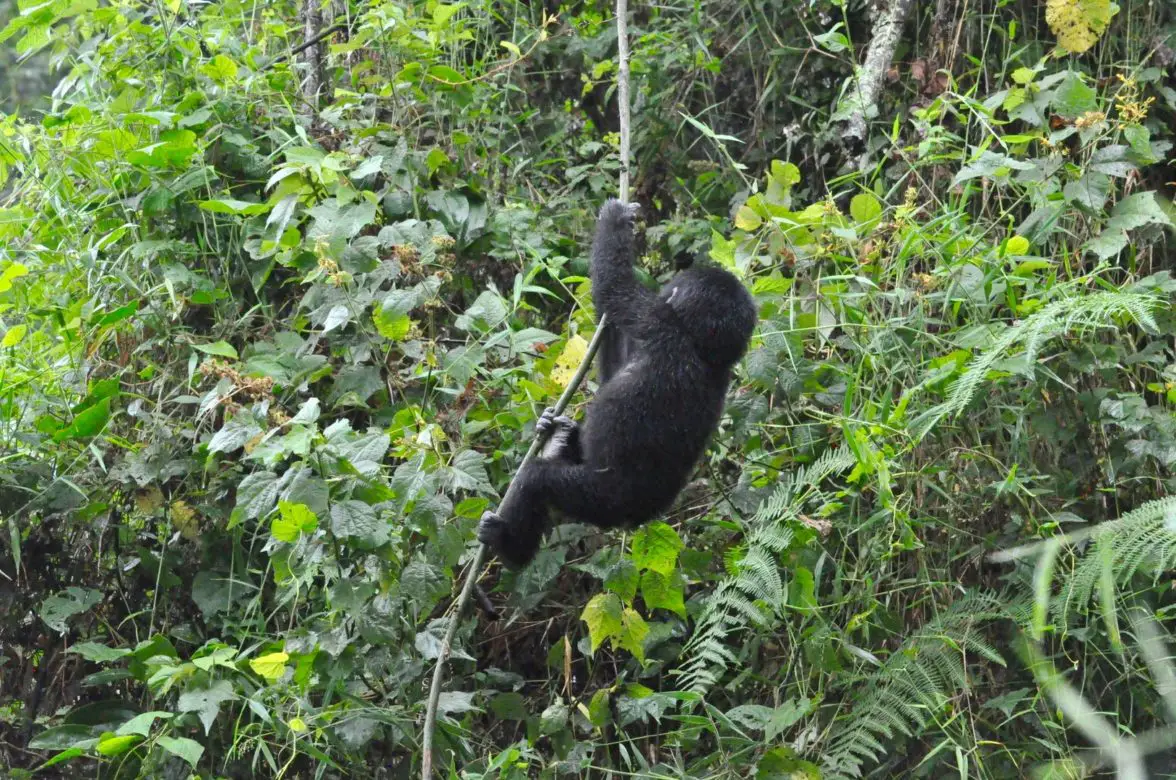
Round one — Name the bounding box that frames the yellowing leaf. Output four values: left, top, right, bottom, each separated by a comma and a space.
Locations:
171, 501, 200, 541
734, 205, 762, 231
250, 651, 289, 681
0, 261, 28, 293
551, 335, 588, 387
580, 593, 623, 654
288, 716, 308, 732
2, 323, 27, 347
1046, 0, 1113, 54
1005, 235, 1031, 255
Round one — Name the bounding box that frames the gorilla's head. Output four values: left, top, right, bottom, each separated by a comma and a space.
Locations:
660, 265, 756, 369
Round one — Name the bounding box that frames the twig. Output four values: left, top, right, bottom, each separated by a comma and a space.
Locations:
616, 0, 631, 204
262, 21, 349, 72
419, 0, 633, 773
419, 320, 611, 778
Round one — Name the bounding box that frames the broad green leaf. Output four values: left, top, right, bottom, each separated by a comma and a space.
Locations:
201, 54, 239, 83
1005, 235, 1030, 255
209, 415, 262, 454
428, 64, 465, 85
67, 642, 132, 663
96, 734, 140, 756
271, 502, 318, 542
116, 711, 172, 737
630, 522, 684, 575
373, 307, 412, 341
156, 736, 204, 768
617, 608, 648, 663
0, 261, 29, 292
849, 192, 882, 226
640, 570, 686, 617
177, 680, 236, 735
194, 340, 238, 359
53, 397, 112, 442
39, 587, 102, 633
198, 198, 267, 215
329, 500, 381, 539
234, 470, 280, 520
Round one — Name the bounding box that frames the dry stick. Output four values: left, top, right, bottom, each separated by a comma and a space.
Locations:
419, 320, 610, 778
616, 0, 631, 203
419, 0, 632, 775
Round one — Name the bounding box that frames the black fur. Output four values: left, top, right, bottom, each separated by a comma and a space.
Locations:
477, 199, 757, 567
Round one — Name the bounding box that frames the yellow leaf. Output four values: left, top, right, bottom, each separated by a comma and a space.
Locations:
734, 205, 762, 231
1046, 0, 1113, 54
288, 717, 308, 733
2, 323, 27, 347
551, 335, 588, 388
250, 651, 289, 681
1005, 235, 1030, 255
170, 500, 200, 541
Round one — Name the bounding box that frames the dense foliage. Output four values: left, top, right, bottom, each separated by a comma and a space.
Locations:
1, 0, 1175, 777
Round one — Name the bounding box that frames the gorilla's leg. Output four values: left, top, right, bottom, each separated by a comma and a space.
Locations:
477, 460, 629, 567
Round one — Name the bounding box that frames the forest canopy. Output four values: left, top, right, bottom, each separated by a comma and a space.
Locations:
1, 0, 1175, 778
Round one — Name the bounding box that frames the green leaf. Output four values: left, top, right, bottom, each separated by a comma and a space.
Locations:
67, 642, 132, 663
849, 192, 882, 226
605, 559, 639, 603
198, 198, 267, 215
734, 205, 762, 231
234, 470, 280, 520
617, 608, 649, 663
428, 64, 465, 85
249, 651, 289, 681
581, 593, 624, 654
373, 307, 412, 341
96, 733, 141, 756
209, 414, 263, 454
177, 680, 236, 735
329, 500, 381, 540
630, 522, 684, 575
640, 570, 686, 617
53, 397, 112, 442
1005, 235, 1030, 255
39, 587, 102, 633
116, 711, 172, 737
201, 54, 239, 83
156, 736, 204, 768
194, 340, 238, 359
1052, 71, 1098, 118
271, 502, 318, 542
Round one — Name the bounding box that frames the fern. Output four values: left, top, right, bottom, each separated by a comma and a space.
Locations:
822, 592, 1009, 779
912, 291, 1159, 441
1057, 496, 1176, 625
675, 448, 857, 692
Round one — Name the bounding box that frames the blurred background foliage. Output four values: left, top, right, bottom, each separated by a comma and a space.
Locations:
0, 0, 1175, 777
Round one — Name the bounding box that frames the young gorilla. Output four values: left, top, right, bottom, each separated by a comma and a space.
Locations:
477, 199, 757, 567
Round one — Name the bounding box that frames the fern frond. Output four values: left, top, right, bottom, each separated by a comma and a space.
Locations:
821, 591, 1008, 779
912, 291, 1159, 441
674, 448, 857, 693
1058, 496, 1176, 624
